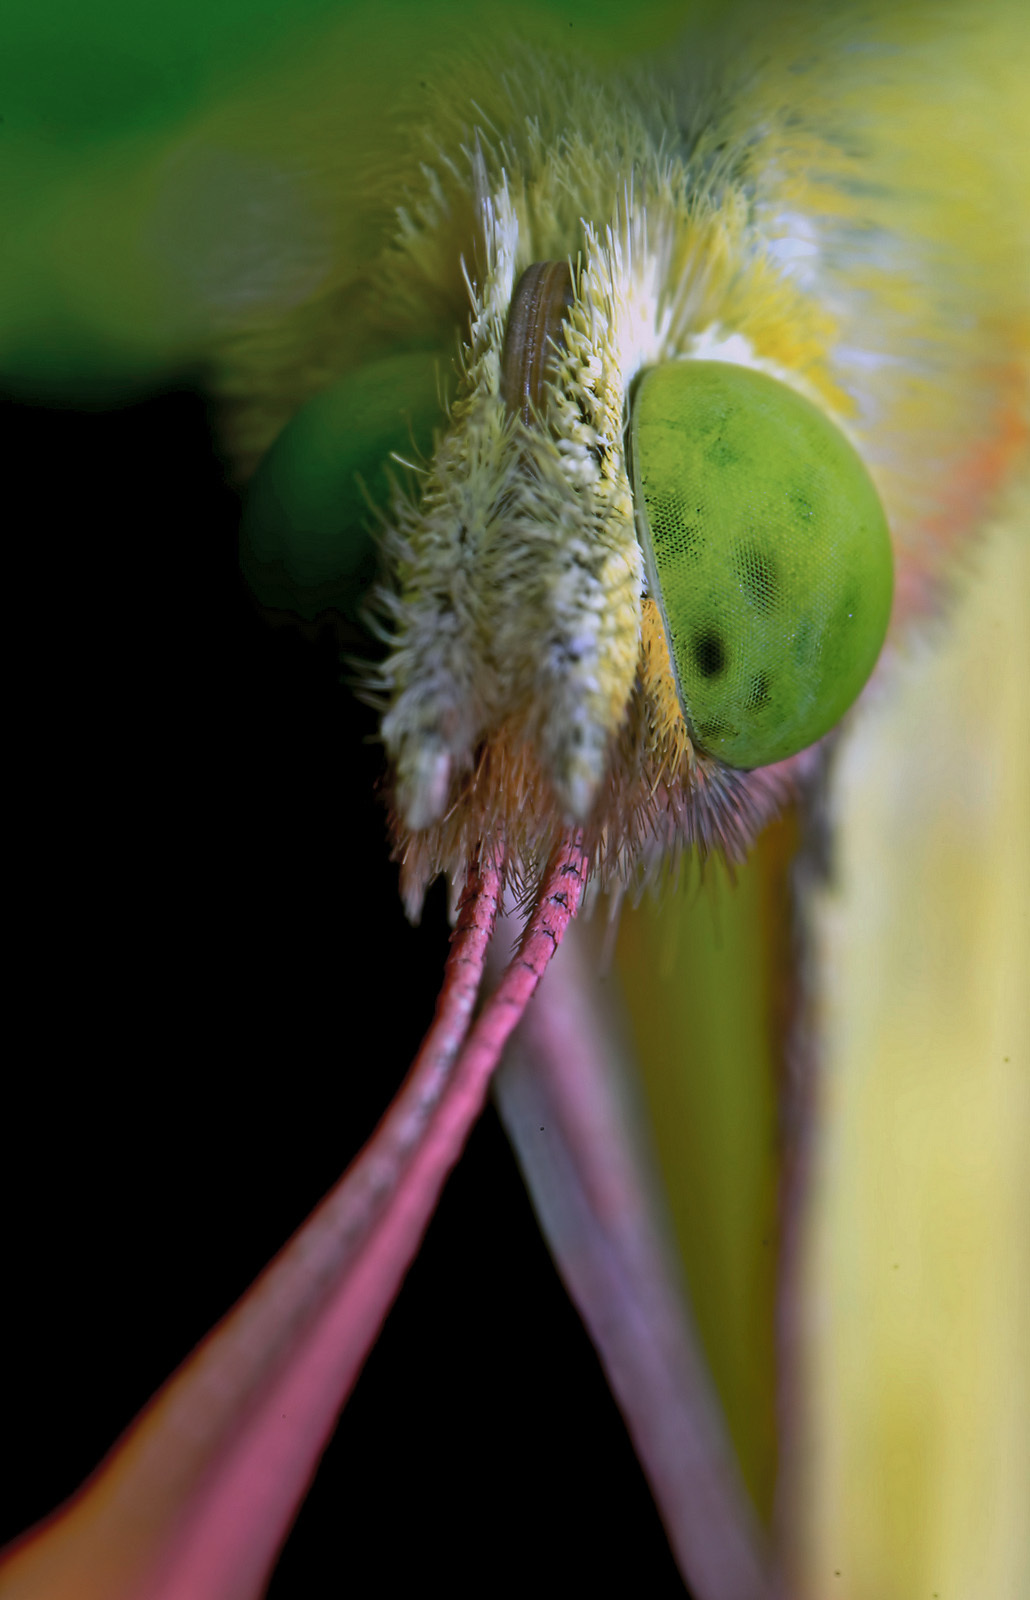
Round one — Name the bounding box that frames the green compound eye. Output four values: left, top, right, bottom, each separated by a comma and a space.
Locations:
630, 360, 894, 768
241, 349, 449, 623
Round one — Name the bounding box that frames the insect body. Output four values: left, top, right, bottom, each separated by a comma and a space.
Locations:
7, 11, 1019, 1600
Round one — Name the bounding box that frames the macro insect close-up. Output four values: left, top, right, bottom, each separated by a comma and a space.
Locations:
2, 2, 1027, 1597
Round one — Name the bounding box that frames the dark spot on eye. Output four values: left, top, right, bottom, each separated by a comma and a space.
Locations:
746, 672, 771, 709
735, 543, 779, 613
705, 433, 741, 467
697, 716, 735, 746
642, 491, 705, 558
692, 629, 726, 678
791, 617, 816, 666
835, 590, 860, 628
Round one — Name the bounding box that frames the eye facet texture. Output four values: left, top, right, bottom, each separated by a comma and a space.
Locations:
630, 360, 893, 768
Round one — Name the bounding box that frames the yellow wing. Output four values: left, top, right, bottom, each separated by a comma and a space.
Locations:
614, 4, 1029, 1589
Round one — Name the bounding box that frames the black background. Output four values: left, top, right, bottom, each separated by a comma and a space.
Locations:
2, 384, 688, 1594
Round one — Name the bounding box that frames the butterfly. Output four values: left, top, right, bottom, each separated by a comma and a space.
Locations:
1, 2, 1026, 1597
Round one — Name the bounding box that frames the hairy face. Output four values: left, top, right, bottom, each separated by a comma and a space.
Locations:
364, 59, 891, 915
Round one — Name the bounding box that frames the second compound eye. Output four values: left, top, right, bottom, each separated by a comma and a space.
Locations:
629, 360, 894, 768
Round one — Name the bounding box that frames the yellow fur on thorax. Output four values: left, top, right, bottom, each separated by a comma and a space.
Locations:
640, 598, 694, 789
